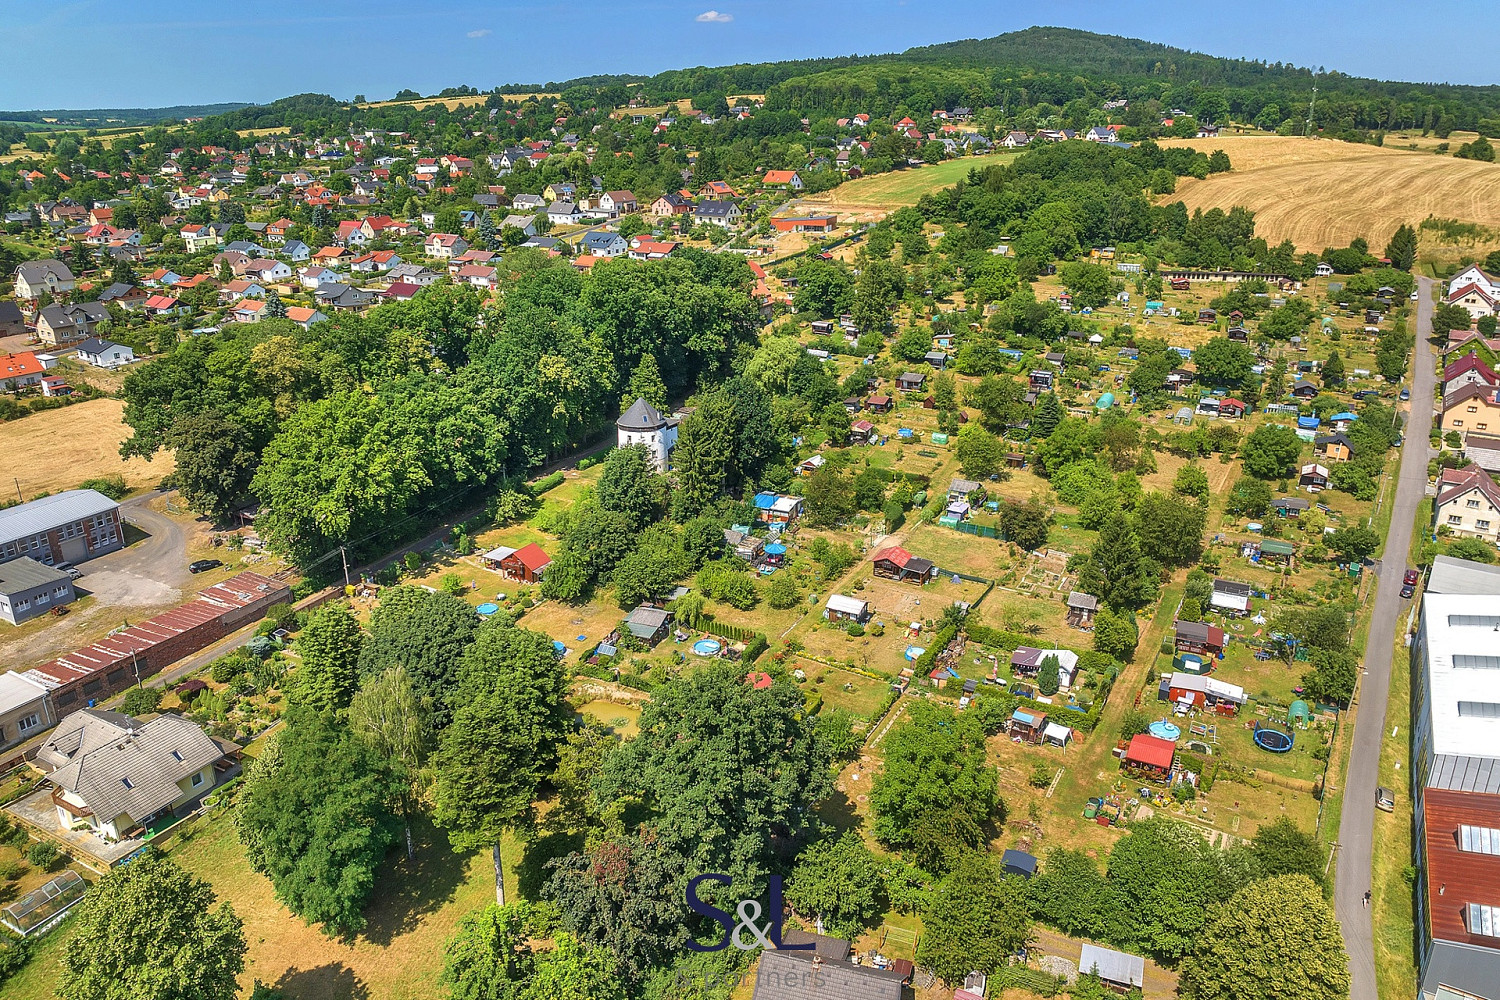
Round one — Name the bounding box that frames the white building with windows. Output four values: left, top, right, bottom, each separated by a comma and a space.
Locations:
0, 671, 53, 751
616, 398, 679, 472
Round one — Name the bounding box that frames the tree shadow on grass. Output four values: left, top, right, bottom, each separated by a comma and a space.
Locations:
516, 830, 585, 900
275, 963, 370, 1000
812, 782, 861, 834
358, 818, 471, 947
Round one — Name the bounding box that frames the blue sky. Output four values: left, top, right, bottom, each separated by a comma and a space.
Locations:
1, 0, 1492, 110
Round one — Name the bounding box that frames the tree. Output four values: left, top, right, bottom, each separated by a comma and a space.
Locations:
59, 851, 246, 1000
965, 375, 1026, 434
1105, 819, 1241, 959
1322, 349, 1345, 389
870, 702, 999, 872
1301, 647, 1360, 706
1433, 303, 1475, 336
1029, 849, 1112, 938
1179, 875, 1349, 1000
1328, 522, 1379, 563
785, 834, 887, 940
1031, 391, 1062, 437
598, 663, 830, 890
237, 710, 403, 934
803, 465, 856, 526
348, 666, 430, 859
1037, 653, 1061, 696
441, 903, 533, 1000
1135, 490, 1207, 568
623, 352, 668, 412
1173, 465, 1209, 499
916, 854, 1032, 983
544, 829, 690, 983
1092, 605, 1139, 658
791, 259, 853, 317
165, 411, 258, 521
358, 586, 478, 728
596, 445, 663, 529
1385, 223, 1417, 271
1250, 818, 1327, 888
1060, 261, 1115, 310
434, 624, 571, 905
999, 498, 1050, 551
1241, 424, 1303, 479
293, 602, 363, 711
1226, 476, 1272, 518
954, 424, 1005, 479
1190, 337, 1255, 387
672, 391, 737, 512
264, 288, 287, 319
932, 370, 957, 410
1076, 513, 1153, 611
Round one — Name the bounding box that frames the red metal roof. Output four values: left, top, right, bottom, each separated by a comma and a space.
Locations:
1422, 787, 1500, 946
872, 546, 911, 568
509, 542, 551, 572
1125, 734, 1176, 770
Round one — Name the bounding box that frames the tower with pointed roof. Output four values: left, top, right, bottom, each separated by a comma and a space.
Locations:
616, 397, 678, 471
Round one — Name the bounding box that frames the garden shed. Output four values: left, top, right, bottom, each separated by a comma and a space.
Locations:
1079, 944, 1146, 990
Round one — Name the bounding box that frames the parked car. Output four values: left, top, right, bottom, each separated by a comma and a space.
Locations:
1404, 569, 1420, 586
189, 559, 223, 574
1376, 786, 1396, 812
1402, 583, 1416, 599
1399, 387, 1410, 401
54, 562, 82, 580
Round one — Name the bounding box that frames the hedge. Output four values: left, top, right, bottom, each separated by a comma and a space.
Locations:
883, 501, 906, 532
694, 617, 757, 643
530, 471, 566, 496
911, 624, 957, 678
743, 633, 769, 663
963, 623, 1032, 650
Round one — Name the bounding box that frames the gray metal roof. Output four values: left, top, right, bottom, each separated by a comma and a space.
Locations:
1421, 940, 1500, 1000
618, 397, 666, 431
0, 556, 71, 594
40, 711, 226, 827
751, 950, 903, 1000
1428, 556, 1500, 597
15, 260, 74, 285
1079, 944, 1145, 987
0, 489, 118, 546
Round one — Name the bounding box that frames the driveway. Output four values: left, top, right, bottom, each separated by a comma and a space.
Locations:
1333, 277, 1436, 998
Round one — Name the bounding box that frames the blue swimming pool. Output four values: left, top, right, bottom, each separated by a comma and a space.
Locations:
475, 602, 499, 615
692, 639, 722, 656
1148, 720, 1181, 741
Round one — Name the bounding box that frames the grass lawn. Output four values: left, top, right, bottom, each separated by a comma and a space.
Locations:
576, 699, 641, 738
1372, 640, 1417, 1000
5, 809, 539, 1000
810, 152, 1019, 212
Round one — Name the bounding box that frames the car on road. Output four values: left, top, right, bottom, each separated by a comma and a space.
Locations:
1404, 569, 1420, 586
188, 559, 223, 574
1399, 387, 1410, 401
1376, 786, 1396, 812
1411, 291, 1420, 301
1402, 583, 1416, 599
54, 562, 82, 580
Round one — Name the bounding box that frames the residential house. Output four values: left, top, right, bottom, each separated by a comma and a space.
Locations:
1174, 620, 1227, 656
616, 398, 680, 471
761, 170, 803, 190
219, 279, 266, 303
1443, 384, 1500, 444
545, 201, 583, 226
1447, 282, 1496, 321
0, 671, 53, 751
628, 240, 679, 261
1315, 262, 1336, 277
542, 182, 576, 202
298, 266, 340, 289
649, 192, 692, 216
1434, 465, 1500, 542
381, 282, 422, 302
180, 224, 222, 252
511, 193, 546, 214
1002, 131, 1032, 148
0, 302, 26, 336
0, 557, 76, 625
480, 543, 552, 583
243, 259, 293, 284
499, 214, 537, 236
284, 307, 327, 330
349, 250, 401, 274
1066, 591, 1098, 627
824, 594, 869, 623
1123, 734, 1177, 779
35, 302, 107, 346
74, 338, 135, 369
40, 375, 71, 398
424, 233, 469, 259
35, 710, 237, 842
281, 240, 311, 262
581, 231, 628, 258
1209, 578, 1253, 616
598, 190, 638, 217
1316, 433, 1355, 461
230, 300, 266, 323
455, 264, 497, 290
694, 200, 742, 227
0, 352, 47, 391
1010, 647, 1080, 687
1299, 463, 1330, 490
14, 260, 76, 300
315, 284, 375, 311
1444, 353, 1500, 394
623, 606, 673, 646
98, 283, 148, 310
1462, 433, 1500, 477
871, 546, 938, 584
1163, 672, 1248, 715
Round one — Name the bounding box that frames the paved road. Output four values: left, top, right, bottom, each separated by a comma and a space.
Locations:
1335, 278, 1436, 999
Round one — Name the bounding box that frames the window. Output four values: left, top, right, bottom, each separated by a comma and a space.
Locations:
1482, 424, 1490, 431
1450, 515, 1464, 525
1455, 420, 1465, 427
1469, 406, 1480, 413
17, 714, 39, 733
1468, 903, 1500, 938
1451, 615, 1500, 627
1455, 655, 1500, 669
1481, 520, 1493, 530
1457, 701, 1500, 718
120, 777, 133, 789
1460, 825, 1500, 855
1469, 499, 1481, 508
192, 772, 204, 787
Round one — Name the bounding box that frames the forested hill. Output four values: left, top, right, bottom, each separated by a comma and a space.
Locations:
0, 103, 252, 125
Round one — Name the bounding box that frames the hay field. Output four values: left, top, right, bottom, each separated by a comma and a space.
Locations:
363, 94, 556, 111
1159, 135, 1500, 252
0, 398, 172, 496
804, 152, 1017, 217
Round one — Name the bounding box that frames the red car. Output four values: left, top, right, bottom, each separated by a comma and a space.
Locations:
1404, 569, 1420, 586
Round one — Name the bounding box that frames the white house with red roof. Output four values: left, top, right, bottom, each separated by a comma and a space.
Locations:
1447, 281, 1497, 321
0, 352, 46, 390
424, 233, 468, 259
1447, 264, 1500, 300
284, 306, 327, 331
1434, 465, 1500, 543
1443, 352, 1500, 395
761, 170, 803, 190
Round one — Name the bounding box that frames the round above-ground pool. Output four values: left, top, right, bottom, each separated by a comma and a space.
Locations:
475, 602, 500, 615
1148, 720, 1181, 741
1253, 724, 1294, 753
692, 638, 722, 656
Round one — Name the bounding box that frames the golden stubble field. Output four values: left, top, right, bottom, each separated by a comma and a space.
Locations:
0, 397, 172, 496
1159, 135, 1500, 253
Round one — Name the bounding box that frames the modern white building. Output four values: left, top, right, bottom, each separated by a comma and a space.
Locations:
616, 398, 679, 472
1411, 592, 1500, 999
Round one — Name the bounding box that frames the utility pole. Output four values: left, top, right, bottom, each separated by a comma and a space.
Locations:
340, 545, 350, 588
13, 478, 21, 504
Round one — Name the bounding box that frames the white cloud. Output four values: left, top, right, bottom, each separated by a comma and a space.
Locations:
466, 28, 491, 38
695, 10, 733, 22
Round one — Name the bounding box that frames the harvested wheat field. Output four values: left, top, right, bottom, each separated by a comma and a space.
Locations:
0, 398, 172, 497
804, 152, 1018, 219
1159, 135, 1500, 252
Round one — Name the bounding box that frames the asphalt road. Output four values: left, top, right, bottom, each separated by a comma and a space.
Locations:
1334, 278, 1436, 999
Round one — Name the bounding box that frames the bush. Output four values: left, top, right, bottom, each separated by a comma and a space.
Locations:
847, 623, 866, 637
76, 475, 129, 500
25, 842, 60, 870
403, 551, 422, 572
530, 471, 566, 496
1029, 762, 1053, 788
120, 686, 162, 715
439, 572, 465, 596
210, 654, 247, 684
